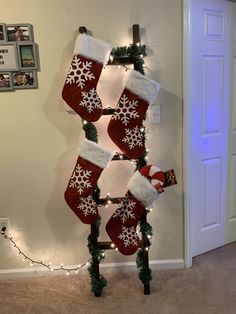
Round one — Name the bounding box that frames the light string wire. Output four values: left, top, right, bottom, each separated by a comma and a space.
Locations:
1, 228, 91, 275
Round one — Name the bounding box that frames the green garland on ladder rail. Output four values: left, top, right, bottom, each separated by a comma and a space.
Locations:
87, 217, 107, 295
87, 264, 107, 295
110, 43, 146, 75
82, 120, 98, 143
136, 221, 153, 285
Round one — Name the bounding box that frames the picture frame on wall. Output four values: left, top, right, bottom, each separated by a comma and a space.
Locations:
17, 42, 38, 70
6, 24, 33, 42
12, 70, 38, 89
0, 72, 13, 91
0, 24, 7, 42
0, 42, 19, 71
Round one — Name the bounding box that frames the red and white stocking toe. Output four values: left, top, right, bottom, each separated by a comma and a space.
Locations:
106, 166, 165, 255
62, 33, 112, 122
64, 139, 114, 224
108, 70, 160, 159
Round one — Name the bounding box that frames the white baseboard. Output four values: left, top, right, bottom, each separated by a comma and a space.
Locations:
0, 259, 184, 280
100, 259, 184, 273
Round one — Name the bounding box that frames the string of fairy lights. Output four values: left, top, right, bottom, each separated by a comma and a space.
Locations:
1, 209, 153, 274
1, 227, 94, 275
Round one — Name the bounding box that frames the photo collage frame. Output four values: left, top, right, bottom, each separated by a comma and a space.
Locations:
0, 23, 39, 91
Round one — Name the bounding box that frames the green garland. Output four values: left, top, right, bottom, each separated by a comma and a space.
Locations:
140, 220, 153, 239
110, 43, 146, 75
82, 121, 98, 143
136, 221, 153, 285
111, 43, 146, 58
87, 264, 107, 295
87, 217, 107, 295
136, 250, 152, 284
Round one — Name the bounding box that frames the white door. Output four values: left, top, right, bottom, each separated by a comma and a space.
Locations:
226, 1, 236, 243
190, 0, 234, 257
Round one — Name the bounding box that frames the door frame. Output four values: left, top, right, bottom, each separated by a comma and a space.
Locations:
183, 0, 193, 268
183, 0, 234, 268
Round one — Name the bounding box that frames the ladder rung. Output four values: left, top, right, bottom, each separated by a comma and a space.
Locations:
102, 108, 115, 115
98, 197, 123, 206
98, 241, 113, 250
112, 154, 130, 161
108, 56, 134, 65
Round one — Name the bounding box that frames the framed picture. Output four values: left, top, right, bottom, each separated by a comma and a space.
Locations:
0, 24, 7, 42
0, 72, 13, 91
6, 24, 33, 42
17, 42, 38, 70
12, 70, 38, 89
0, 43, 19, 71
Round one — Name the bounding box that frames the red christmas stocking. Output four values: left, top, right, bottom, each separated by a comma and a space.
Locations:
65, 139, 114, 224
107, 70, 160, 159
106, 165, 165, 255
62, 33, 112, 122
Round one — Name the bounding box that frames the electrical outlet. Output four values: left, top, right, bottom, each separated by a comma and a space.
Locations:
0, 218, 10, 234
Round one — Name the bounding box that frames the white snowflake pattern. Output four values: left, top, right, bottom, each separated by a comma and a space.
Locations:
79, 88, 102, 113
122, 126, 144, 149
65, 56, 95, 89
69, 165, 92, 194
118, 226, 139, 247
113, 196, 136, 223
112, 94, 139, 126
78, 195, 97, 217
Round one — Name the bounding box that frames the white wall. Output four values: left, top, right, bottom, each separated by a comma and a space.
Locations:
0, 0, 183, 272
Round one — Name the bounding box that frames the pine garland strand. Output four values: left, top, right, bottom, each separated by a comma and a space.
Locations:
82, 121, 98, 143
136, 250, 152, 284
88, 265, 107, 295
136, 219, 153, 286
110, 43, 146, 75
87, 217, 107, 295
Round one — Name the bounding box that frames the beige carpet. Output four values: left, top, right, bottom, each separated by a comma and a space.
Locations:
0, 243, 236, 314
